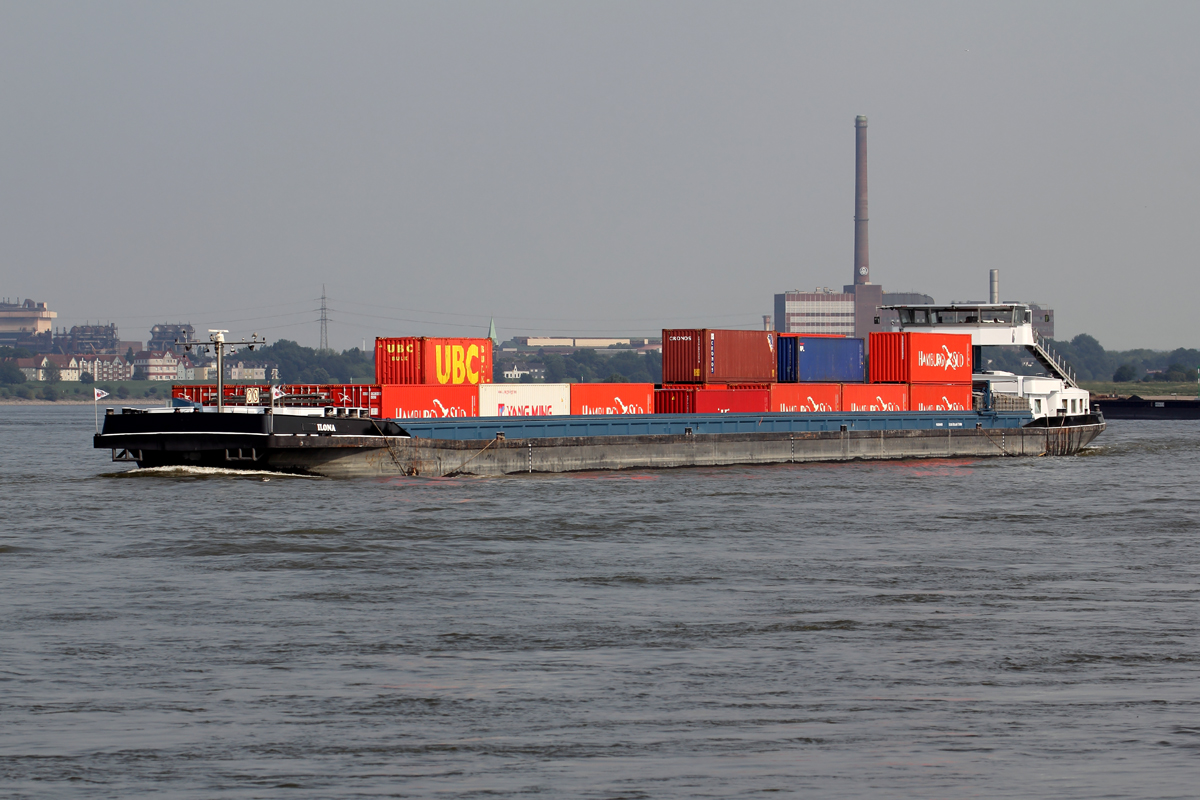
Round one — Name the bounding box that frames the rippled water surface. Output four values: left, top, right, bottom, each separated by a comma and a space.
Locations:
2, 405, 1198, 798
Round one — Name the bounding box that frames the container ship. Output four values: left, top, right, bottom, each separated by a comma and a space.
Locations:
94, 304, 1105, 477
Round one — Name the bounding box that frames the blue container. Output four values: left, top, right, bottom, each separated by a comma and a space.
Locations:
777, 336, 798, 382
794, 337, 865, 383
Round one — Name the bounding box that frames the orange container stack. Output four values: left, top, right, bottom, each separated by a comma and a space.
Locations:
767, 383, 841, 413
374, 337, 493, 387
842, 383, 909, 412
571, 384, 654, 416
374, 337, 494, 419
868, 331, 973, 412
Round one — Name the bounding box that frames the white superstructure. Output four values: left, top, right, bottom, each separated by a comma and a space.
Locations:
885, 303, 1091, 421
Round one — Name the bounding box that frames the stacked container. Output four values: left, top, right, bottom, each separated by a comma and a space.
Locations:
908, 383, 972, 411
842, 383, 909, 412
662, 329, 777, 384
777, 336, 865, 383
375, 337, 493, 419
375, 337, 493, 386
654, 386, 770, 414
571, 383, 654, 415
380, 385, 479, 419
868, 331, 972, 412
768, 383, 841, 413
868, 332, 971, 384
479, 384, 570, 417
172, 384, 385, 416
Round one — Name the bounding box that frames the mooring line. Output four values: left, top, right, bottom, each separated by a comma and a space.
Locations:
445, 436, 499, 477
370, 418, 410, 474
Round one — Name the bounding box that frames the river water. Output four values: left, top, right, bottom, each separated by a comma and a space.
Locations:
1, 405, 1197, 798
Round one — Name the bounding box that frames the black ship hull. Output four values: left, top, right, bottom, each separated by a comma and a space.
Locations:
94, 408, 1106, 478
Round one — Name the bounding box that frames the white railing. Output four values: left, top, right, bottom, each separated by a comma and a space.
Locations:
1030, 331, 1077, 387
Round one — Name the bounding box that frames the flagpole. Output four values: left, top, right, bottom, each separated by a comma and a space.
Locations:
93, 388, 109, 433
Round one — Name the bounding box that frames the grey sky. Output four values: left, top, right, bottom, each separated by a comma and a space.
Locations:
1, 1, 1195, 350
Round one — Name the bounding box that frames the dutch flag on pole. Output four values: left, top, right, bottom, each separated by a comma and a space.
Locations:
94, 388, 110, 400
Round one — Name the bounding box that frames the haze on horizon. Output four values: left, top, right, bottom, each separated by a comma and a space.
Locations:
1, 1, 1196, 352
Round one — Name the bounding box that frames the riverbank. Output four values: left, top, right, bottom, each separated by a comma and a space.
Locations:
0, 398, 162, 406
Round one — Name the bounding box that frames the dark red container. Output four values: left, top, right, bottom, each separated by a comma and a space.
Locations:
662, 329, 778, 384
653, 385, 770, 414
868, 332, 972, 384
172, 384, 384, 416
375, 337, 423, 384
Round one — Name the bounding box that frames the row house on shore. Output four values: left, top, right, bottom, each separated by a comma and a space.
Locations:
76, 354, 135, 381
16, 354, 135, 381
133, 350, 182, 381
132, 350, 205, 381
16, 355, 82, 381
131, 351, 221, 381
11, 351, 218, 382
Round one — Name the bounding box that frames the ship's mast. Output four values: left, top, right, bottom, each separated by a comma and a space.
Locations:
175, 330, 266, 412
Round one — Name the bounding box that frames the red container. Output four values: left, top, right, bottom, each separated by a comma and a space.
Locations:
868, 332, 972, 384
662, 329, 777, 384
172, 384, 384, 416
653, 386, 770, 414
570, 383, 654, 415
654, 386, 695, 414
380, 384, 479, 419
768, 383, 841, 413
375, 337, 423, 384
375, 337, 493, 386
842, 383, 909, 412
909, 383, 972, 411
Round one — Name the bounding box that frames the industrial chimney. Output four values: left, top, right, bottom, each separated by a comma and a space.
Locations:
989, 269, 1000, 304
853, 115, 869, 285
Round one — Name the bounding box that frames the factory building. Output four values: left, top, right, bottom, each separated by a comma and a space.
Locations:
773, 289, 856, 335
0, 298, 56, 351
774, 117, 935, 345
774, 288, 936, 336
54, 322, 120, 355
773, 119, 1055, 347
148, 323, 195, 354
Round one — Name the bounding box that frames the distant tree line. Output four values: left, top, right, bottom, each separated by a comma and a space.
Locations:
230, 339, 375, 384
983, 334, 1200, 383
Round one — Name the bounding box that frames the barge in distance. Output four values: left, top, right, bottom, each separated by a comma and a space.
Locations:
94, 306, 1105, 477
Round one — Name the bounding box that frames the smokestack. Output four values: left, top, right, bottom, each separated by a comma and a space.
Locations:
854, 115, 869, 286
989, 269, 999, 304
